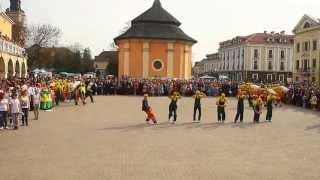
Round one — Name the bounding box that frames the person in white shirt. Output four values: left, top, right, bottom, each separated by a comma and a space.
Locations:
0, 90, 9, 130
33, 88, 40, 120
20, 89, 30, 126
10, 93, 21, 130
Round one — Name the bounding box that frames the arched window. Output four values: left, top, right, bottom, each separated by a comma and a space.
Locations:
303, 22, 311, 29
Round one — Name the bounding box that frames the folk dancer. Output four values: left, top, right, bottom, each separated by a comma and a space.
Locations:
168, 92, 181, 124
75, 83, 86, 105
253, 97, 263, 123
142, 94, 157, 124
234, 92, 245, 123
216, 93, 227, 123
193, 90, 206, 122
266, 94, 275, 122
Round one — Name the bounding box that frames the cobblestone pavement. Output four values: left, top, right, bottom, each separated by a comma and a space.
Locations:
0, 96, 319, 180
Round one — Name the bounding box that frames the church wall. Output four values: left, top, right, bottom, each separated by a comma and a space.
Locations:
149, 40, 167, 78
129, 39, 143, 78
173, 42, 183, 79
117, 39, 193, 79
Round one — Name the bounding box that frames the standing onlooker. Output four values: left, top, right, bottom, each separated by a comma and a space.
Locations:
310, 94, 318, 110
33, 88, 40, 120
10, 93, 21, 130
0, 90, 9, 130
20, 89, 30, 126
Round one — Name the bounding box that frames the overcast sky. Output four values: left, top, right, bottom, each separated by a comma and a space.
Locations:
1, 0, 319, 62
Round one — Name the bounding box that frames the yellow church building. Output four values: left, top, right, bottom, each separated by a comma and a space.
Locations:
0, 11, 27, 78
114, 0, 197, 79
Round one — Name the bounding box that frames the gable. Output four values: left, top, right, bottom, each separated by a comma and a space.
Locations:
293, 15, 320, 34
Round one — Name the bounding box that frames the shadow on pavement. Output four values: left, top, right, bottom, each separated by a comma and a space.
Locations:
98, 120, 275, 132
305, 124, 320, 134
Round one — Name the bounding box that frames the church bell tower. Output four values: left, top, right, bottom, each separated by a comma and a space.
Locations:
6, 0, 26, 46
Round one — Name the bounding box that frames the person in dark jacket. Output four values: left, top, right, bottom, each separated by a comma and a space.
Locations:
266, 94, 274, 122
193, 90, 206, 122
234, 92, 245, 123
216, 93, 227, 123
168, 92, 181, 124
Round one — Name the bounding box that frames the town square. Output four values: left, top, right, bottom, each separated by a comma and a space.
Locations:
0, 0, 319, 179
0, 96, 320, 180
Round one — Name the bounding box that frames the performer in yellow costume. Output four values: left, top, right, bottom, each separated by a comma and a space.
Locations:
193, 90, 206, 122
168, 92, 181, 123
216, 93, 227, 122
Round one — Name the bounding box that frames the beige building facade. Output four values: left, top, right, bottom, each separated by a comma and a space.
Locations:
216, 32, 294, 82
292, 15, 320, 84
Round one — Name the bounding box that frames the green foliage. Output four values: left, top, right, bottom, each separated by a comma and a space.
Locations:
105, 62, 118, 76
27, 45, 94, 73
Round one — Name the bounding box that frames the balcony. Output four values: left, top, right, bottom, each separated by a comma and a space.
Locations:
296, 68, 317, 75
0, 38, 26, 57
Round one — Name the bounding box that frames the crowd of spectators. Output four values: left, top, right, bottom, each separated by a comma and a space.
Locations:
284, 83, 320, 110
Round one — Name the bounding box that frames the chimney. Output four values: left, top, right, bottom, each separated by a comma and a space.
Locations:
264, 31, 267, 34
280, 31, 285, 35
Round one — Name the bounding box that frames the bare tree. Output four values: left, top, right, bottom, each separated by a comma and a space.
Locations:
108, 21, 131, 51
68, 42, 84, 53
27, 24, 62, 47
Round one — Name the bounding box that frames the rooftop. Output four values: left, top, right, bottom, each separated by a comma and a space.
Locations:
114, 0, 196, 44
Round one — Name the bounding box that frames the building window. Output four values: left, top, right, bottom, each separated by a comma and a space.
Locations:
312, 76, 316, 82
295, 76, 299, 81
280, 50, 285, 59
296, 60, 299, 70
312, 59, 316, 69
313, 40, 317, 51
304, 22, 311, 29
252, 74, 259, 81
268, 50, 273, 59
267, 74, 272, 81
279, 74, 285, 82
153, 60, 163, 71
254, 49, 259, 59
254, 61, 258, 70
242, 49, 244, 58
296, 43, 300, 53
303, 59, 309, 71
268, 61, 273, 70
280, 62, 285, 71
304, 41, 309, 51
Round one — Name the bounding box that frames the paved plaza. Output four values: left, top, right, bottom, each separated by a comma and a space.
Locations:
0, 96, 319, 180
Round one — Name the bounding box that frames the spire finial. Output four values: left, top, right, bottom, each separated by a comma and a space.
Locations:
153, 0, 162, 7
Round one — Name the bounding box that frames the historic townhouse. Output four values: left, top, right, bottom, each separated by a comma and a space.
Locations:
292, 15, 320, 84
201, 53, 220, 75
218, 32, 294, 82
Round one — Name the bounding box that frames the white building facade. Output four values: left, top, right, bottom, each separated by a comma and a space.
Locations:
217, 32, 294, 82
